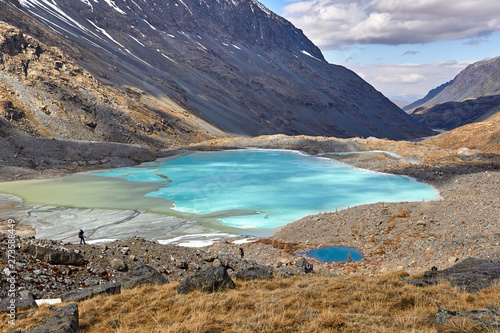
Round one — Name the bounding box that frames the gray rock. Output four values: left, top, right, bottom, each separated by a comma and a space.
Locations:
110, 258, 128, 272
21, 243, 86, 266
0, 290, 37, 313
120, 247, 130, 255
275, 267, 301, 278
175, 259, 188, 270
118, 262, 167, 290
432, 308, 500, 330
84, 278, 98, 287
235, 265, 273, 280
61, 282, 121, 303
176, 267, 236, 294
403, 258, 500, 292
25, 303, 78, 333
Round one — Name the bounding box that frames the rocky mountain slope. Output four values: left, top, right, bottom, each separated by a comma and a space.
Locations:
406, 56, 500, 132
0, 21, 225, 147
402, 81, 452, 112
0, 0, 431, 140
407, 56, 500, 112
411, 94, 500, 130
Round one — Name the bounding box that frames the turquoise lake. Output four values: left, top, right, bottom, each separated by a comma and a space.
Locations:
93, 149, 441, 231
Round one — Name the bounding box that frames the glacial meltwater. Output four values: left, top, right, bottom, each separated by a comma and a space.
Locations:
0, 149, 440, 243
301, 246, 364, 263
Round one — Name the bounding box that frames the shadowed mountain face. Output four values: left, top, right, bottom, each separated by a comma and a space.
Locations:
408, 56, 500, 132
2, 0, 431, 140
407, 56, 500, 113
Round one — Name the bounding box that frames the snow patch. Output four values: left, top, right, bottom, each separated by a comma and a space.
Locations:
103, 0, 126, 15
161, 53, 177, 64
143, 19, 157, 31
87, 20, 124, 48
177, 0, 193, 14
300, 50, 322, 61
35, 299, 62, 306
128, 34, 144, 47
79, 0, 93, 10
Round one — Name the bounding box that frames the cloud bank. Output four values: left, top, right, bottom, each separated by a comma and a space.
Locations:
351, 60, 471, 98
283, 0, 500, 49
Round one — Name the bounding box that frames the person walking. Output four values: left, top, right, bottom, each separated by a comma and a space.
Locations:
239, 247, 244, 259
78, 229, 86, 244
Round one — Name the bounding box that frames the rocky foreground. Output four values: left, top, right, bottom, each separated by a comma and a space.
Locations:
0, 233, 313, 301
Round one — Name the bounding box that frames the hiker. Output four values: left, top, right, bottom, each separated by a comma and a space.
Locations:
78, 229, 86, 244
239, 247, 244, 258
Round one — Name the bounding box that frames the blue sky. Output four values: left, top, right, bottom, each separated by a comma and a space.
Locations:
258, 0, 500, 101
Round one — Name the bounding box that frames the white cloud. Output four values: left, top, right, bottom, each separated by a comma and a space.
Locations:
348, 60, 471, 98
283, 0, 500, 49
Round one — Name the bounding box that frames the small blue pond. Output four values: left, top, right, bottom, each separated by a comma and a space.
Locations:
302, 246, 363, 262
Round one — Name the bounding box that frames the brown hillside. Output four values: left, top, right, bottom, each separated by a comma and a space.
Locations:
424, 111, 500, 154
2, 274, 499, 332
0, 21, 225, 147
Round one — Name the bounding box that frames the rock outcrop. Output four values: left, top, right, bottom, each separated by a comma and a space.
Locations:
176, 267, 236, 294
0, 290, 37, 313
24, 303, 78, 333
61, 282, 121, 303
21, 242, 86, 266
432, 308, 500, 331
235, 265, 274, 280
403, 258, 500, 292
118, 262, 168, 290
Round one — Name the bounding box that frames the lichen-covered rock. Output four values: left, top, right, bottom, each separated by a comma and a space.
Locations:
176, 267, 235, 294
118, 262, 167, 290
403, 258, 500, 292
432, 308, 500, 330
0, 290, 37, 313
25, 303, 78, 333
61, 282, 120, 303
21, 243, 86, 266
110, 258, 128, 272
235, 265, 273, 280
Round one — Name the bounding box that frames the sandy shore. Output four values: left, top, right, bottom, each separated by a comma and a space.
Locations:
1, 134, 499, 276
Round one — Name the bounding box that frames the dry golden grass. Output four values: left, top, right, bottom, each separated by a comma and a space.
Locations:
2, 273, 499, 332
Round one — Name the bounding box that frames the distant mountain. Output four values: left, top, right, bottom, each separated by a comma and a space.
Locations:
407, 56, 500, 112
0, 0, 431, 140
411, 95, 500, 131
408, 56, 500, 131
403, 81, 452, 112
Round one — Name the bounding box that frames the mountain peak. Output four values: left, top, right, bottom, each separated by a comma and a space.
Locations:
3, 0, 430, 139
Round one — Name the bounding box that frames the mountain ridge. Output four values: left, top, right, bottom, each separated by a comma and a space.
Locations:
407, 56, 500, 112
1, 0, 431, 140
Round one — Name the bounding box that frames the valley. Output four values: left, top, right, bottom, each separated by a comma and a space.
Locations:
0, 0, 499, 331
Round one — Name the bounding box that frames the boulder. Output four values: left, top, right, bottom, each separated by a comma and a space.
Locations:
235, 265, 273, 280
176, 267, 236, 294
21, 243, 86, 266
403, 258, 500, 292
25, 303, 78, 333
110, 258, 128, 272
175, 259, 188, 270
118, 262, 167, 290
61, 282, 121, 303
275, 267, 301, 278
432, 308, 500, 330
0, 290, 37, 313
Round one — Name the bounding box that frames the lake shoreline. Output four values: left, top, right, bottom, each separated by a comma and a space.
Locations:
1, 134, 499, 276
